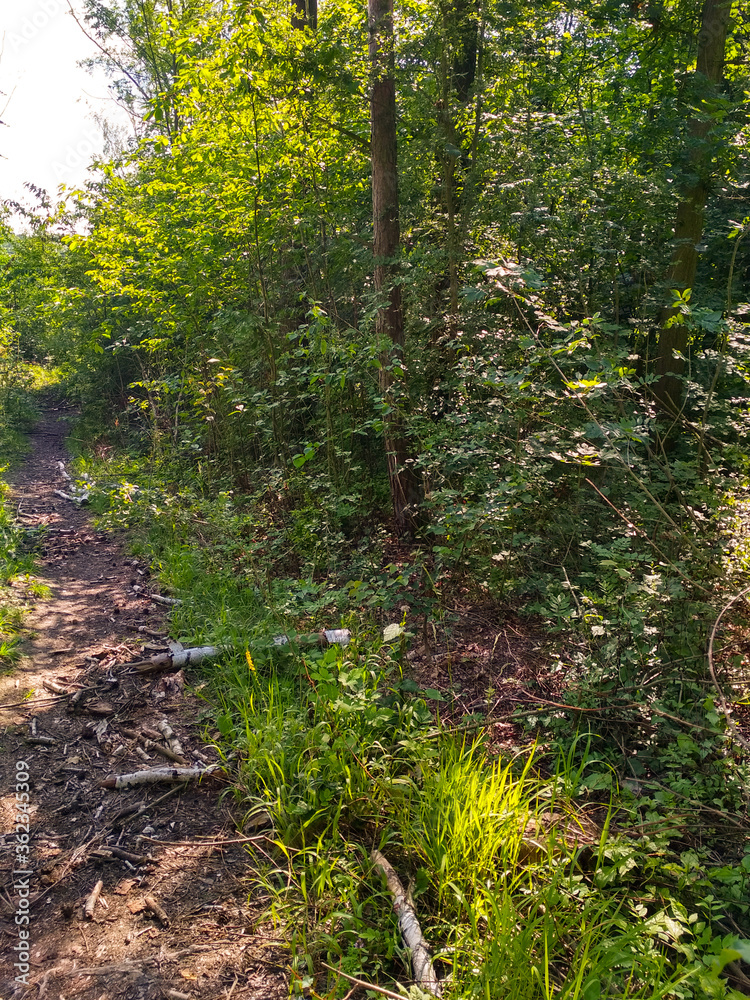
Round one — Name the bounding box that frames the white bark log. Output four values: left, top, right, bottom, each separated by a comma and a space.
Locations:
132, 585, 183, 606
54, 489, 89, 505
371, 849, 442, 996
132, 646, 220, 672
99, 764, 218, 790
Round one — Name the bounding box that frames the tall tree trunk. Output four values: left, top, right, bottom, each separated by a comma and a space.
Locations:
369, 0, 422, 535
292, 0, 317, 30
653, 0, 732, 412
444, 0, 479, 104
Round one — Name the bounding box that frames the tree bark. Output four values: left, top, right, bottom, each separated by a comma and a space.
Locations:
653, 0, 732, 411
369, 0, 422, 535
292, 0, 317, 30
371, 849, 442, 996
443, 0, 480, 104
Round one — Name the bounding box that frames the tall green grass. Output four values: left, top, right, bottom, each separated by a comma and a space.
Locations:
197, 637, 744, 1000
67, 441, 750, 999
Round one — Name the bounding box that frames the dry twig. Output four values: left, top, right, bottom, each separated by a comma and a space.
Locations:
84, 880, 104, 920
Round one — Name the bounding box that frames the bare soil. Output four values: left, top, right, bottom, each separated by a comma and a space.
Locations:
0, 406, 287, 1000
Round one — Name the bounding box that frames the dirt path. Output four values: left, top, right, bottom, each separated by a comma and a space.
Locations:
0, 406, 286, 1000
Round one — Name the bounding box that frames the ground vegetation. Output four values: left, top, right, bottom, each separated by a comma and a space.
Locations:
2, 0, 750, 995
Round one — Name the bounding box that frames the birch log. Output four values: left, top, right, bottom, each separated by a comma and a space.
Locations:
99, 764, 218, 790
371, 849, 442, 996
54, 489, 89, 505
130, 631, 351, 673
132, 646, 220, 672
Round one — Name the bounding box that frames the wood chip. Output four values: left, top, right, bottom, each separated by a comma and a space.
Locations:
87, 700, 115, 716
114, 878, 138, 895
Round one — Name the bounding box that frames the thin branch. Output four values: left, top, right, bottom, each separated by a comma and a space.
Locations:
707, 585, 750, 754
66, 1, 153, 107
321, 963, 411, 1000
584, 478, 712, 595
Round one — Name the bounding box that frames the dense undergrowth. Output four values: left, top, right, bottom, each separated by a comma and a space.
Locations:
53, 346, 750, 997
6, 294, 750, 996
1, 0, 749, 990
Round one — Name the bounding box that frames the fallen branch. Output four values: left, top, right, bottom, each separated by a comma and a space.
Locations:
157, 717, 184, 757
43, 679, 72, 695
321, 963, 413, 1000
59, 960, 149, 977
0, 695, 69, 710
119, 725, 186, 763
107, 784, 185, 828
130, 646, 220, 672
371, 850, 442, 996
54, 489, 89, 505
273, 629, 352, 649
99, 764, 218, 790
91, 846, 152, 865
84, 879, 104, 920
133, 585, 183, 606
142, 738, 187, 765
138, 833, 267, 847
144, 895, 170, 926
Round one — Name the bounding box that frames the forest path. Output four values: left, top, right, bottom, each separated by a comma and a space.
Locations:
0, 403, 286, 1000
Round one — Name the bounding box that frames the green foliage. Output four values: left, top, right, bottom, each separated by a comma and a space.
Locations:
2, 0, 750, 995
196, 632, 749, 999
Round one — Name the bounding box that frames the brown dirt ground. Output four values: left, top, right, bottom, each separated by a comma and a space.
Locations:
0, 406, 287, 1000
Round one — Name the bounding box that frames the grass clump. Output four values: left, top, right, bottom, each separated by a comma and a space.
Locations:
197, 633, 748, 1000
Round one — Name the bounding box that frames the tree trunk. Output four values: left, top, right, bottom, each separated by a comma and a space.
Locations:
443, 0, 480, 104
369, 0, 422, 535
653, 0, 732, 411
292, 0, 317, 30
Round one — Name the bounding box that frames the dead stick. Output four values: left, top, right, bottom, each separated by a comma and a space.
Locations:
371, 849, 442, 996
0, 696, 69, 710
321, 963, 410, 1000
99, 764, 218, 790
138, 833, 267, 847
84, 880, 104, 920
144, 895, 170, 925
108, 784, 185, 829
142, 738, 187, 765
43, 679, 71, 695
108, 846, 151, 864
